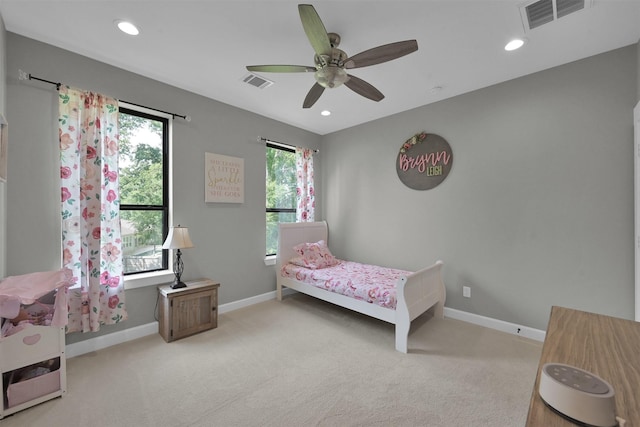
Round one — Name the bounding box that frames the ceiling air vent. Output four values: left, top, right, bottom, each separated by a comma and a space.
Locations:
520, 0, 590, 31
526, 0, 554, 29
556, 0, 586, 18
242, 73, 273, 89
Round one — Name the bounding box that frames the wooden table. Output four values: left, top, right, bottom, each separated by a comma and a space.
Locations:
526, 306, 640, 426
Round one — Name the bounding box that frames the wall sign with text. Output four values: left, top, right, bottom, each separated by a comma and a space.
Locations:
205, 152, 244, 203
396, 132, 453, 190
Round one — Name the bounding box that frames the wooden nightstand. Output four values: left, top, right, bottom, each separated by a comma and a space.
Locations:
157, 278, 220, 342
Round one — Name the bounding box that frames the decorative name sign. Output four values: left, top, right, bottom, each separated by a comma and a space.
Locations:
205, 152, 244, 203
396, 132, 453, 190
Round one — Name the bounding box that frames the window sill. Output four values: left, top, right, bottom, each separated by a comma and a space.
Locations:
264, 255, 276, 266
124, 270, 175, 290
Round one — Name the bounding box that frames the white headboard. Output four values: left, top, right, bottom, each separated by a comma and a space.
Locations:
276, 221, 329, 267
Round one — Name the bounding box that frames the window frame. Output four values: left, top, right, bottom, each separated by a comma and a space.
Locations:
265, 142, 297, 257
118, 104, 170, 277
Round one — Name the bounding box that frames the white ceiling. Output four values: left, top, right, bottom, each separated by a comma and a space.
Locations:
1, 1, 639, 135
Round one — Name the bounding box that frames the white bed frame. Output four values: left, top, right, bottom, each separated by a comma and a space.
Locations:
276, 221, 446, 353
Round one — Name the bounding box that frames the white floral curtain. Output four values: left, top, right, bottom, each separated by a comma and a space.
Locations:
58, 86, 127, 333
295, 147, 315, 222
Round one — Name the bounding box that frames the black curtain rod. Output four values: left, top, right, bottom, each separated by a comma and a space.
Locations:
258, 136, 319, 153
118, 100, 190, 121
28, 74, 61, 90
25, 71, 190, 121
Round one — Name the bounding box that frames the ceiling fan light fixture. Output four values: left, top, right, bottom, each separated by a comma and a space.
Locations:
321, 110, 331, 116
315, 66, 348, 89
116, 20, 140, 36
246, 4, 419, 108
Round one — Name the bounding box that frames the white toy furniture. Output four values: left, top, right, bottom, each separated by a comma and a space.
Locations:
0, 269, 71, 419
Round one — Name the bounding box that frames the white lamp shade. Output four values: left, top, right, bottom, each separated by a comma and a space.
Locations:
162, 226, 194, 249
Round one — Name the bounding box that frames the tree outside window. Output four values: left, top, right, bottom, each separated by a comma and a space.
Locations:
266, 144, 296, 255
118, 106, 169, 274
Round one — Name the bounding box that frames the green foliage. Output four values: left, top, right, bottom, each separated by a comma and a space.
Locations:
266, 211, 295, 255
266, 147, 297, 254
266, 147, 296, 209
118, 111, 164, 248
120, 157, 162, 205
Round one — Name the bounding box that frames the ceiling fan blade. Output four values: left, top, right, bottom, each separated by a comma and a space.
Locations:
345, 40, 418, 69
246, 65, 316, 73
298, 4, 332, 56
303, 83, 325, 109
344, 75, 384, 102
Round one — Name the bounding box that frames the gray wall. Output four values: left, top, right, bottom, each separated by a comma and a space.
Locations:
0, 17, 6, 279
2, 28, 639, 342
4, 33, 321, 344
322, 45, 637, 331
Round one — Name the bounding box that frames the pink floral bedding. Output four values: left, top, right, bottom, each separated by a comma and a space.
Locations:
281, 260, 412, 309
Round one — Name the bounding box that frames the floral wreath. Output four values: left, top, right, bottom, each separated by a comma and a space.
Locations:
400, 131, 427, 153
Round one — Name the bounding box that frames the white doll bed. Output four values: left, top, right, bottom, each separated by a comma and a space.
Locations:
276, 221, 446, 353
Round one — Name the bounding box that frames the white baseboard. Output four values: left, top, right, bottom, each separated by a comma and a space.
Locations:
65, 322, 159, 358
66, 291, 544, 358
217, 289, 294, 314
65, 289, 296, 358
444, 307, 546, 342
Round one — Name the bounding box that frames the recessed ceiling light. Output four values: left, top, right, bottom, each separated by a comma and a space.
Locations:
116, 20, 140, 36
505, 38, 525, 51
321, 110, 331, 116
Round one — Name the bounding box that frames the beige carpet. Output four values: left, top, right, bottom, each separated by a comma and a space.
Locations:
1, 294, 542, 426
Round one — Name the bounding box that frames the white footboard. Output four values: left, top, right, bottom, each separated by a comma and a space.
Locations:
395, 260, 446, 353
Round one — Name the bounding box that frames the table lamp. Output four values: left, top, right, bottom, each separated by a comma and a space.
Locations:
162, 225, 194, 289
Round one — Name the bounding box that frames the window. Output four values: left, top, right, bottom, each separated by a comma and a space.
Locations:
266, 143, 297, 255
118, 105, 170, 275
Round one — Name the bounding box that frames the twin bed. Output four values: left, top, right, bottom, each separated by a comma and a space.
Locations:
276, 221, 446, 353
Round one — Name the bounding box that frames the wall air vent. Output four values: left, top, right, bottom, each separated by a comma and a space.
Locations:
520, 0, 591, 31
242, 73, 273, 89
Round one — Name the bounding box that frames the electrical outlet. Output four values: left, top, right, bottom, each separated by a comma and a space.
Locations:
463, 286, 471, 298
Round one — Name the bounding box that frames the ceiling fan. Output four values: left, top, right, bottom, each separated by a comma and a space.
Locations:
246, 4, 419, 109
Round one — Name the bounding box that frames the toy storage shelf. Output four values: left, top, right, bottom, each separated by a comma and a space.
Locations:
0, 269, 71, 419
0, 325, 67, 419
0, 324, 66, 419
